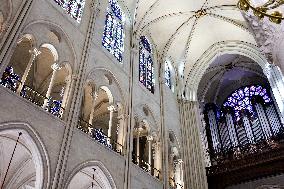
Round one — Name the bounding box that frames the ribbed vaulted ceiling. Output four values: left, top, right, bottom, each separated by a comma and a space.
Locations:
122, 0, 257, 85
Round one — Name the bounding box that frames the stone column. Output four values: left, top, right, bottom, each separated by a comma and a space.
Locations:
43, 63, 61, 109
178, 100, 208, 189
88, 92, 98, 133
174, 159, 184, 189
169, 152, 175, 186
16, 47, 41, 94
59, 75, 72, 118
153, 141, 161, 178
61, 76, 72, 109
88, 92, 98, 124
107, 105, 116, 144
61, 74, 77, 122
147, 135, 153, 171
117, 112, 125, 152
136, 127, 143, 165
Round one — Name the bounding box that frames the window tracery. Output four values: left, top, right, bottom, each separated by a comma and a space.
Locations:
139, 36, 154, 93
223, 85, 271, 121
102, 0, 124, 63
53, 0, 85, 23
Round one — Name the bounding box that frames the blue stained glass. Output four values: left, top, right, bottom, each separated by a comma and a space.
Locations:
223, 85, 272, 121
238, 101, 242, 106
244, 97, 249, 105
109, 0, 124, 20
139, 36, 154, 93
53, 0, 85, 23
259, 91, 265, 96
140, 36, 152, 53
0, 66, 20, 92
47, 99, 62, 118
239, 90, 244, 98
244, 87, 249, 95
232, 92, 238, 99
229, 102, 234, 107
102, 6, 124, 63
165, 61, 171, 89
93, 128, 111, 148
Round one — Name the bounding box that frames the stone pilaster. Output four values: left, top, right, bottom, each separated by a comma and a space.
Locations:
178, 100, 208, 189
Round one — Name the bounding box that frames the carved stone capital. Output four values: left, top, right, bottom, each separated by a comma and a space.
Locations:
29, 47, 41, 57
107, 105, 116, 112
51, 63, 62, 71
147, 135, 153, 141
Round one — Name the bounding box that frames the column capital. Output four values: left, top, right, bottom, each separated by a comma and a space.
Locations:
107, 105, 116, 112
51, 63, 62, 71
91, 91, 99, 100
29, 47, 41, 57
135, 126, 144, 134
147, 135, 153, 141
152, 141, 161, 149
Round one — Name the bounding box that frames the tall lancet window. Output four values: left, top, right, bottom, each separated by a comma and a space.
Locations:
139, 36, 154, 93
223, 85, 271, 121
165, 61, 171, 89
102, 0, 125, 63
53, 0, 85, 23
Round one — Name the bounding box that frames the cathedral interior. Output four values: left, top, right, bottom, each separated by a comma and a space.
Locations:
1, 0, 284, 188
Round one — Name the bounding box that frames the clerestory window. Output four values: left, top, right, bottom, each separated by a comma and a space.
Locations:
139, 36, 154, 93
53, 0, 85, 23
102, 0, 125, 63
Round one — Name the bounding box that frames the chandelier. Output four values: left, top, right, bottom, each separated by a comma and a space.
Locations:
238, 0, 284, 24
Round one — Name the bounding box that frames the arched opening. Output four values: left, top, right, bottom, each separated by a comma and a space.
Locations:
78, 83, 123, 154
66, 163, 116, 189
0, 128, 45, 189
132, 119, 161, 179
0, 35, 71, 119
197, 54, 284, 188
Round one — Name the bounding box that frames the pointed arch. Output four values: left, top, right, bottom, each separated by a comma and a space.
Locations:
0, 122, 50, 189
64, 161, 117, 189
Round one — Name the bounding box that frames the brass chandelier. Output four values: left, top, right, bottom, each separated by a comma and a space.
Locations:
238, 0, 284, 24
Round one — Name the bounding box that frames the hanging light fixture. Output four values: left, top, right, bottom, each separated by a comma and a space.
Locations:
238, 0, 284, 24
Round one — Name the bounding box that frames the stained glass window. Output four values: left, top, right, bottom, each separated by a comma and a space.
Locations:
53, 0, 85, 23
165, 61, 171, 89
0, 66, 20, 92
139, 36, 154, 93
223, 85, 271, 121
102, 0, 124, 63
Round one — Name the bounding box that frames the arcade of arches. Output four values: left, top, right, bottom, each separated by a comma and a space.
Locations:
1, 0, 284, 189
